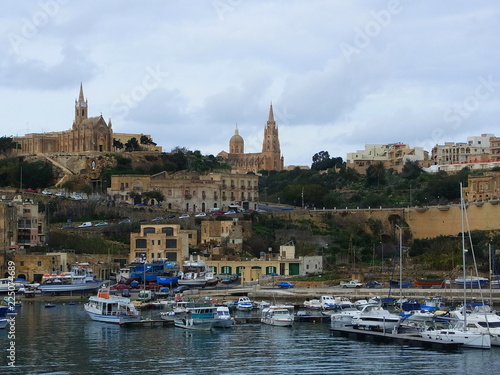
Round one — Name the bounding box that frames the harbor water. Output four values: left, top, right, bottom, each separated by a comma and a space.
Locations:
2, 300, 500, 374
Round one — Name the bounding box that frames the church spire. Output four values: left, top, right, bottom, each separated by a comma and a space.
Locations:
75, 83, 88, 125
78, 82, 85, 103
268, 103, 275, 124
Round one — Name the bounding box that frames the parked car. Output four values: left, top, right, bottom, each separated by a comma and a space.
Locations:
151, 217, 165, 221
167, 215, 176, 219
211, 210, 225, 216
78, 221, 92, 228
41, 189, 52, 195
118, 219, 132, 224
179, 214, 190, 219
172, 285, 190, 294
224, 210, 236, 215
111, 283, 132, 290
366, 280, 383, 288
277, 281, 295, 289
23, 188, 37, 193
95, 221, 108, 226
60, 224, 74, 229
121, 288, 131, 297
195, 212, 207, 217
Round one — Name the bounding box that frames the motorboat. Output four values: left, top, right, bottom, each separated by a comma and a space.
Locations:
320, 296, 337, 310
454, 276, 489, 288
449, 303, 500, 346
213, 306, 234, 328
174, 317, 213, 331
84, 290, 141, 324
0, 278, 23, 293
261, 306, 294, 327
350, 305, 401, 332
0, 318, 8, 329
419, 188, 491, 349
303, 299, 322, 310
235, 297, 253, 311
330, 299, 382, 328
39, 264, 102, 293
177, 255, 219, 288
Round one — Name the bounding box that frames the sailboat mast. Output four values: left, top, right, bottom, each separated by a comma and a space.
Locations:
460, 182, 467, 329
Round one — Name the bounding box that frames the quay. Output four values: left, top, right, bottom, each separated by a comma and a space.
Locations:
330, 326, 462, 351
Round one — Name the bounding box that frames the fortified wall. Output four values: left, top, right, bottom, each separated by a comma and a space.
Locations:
268, 201, 500, 240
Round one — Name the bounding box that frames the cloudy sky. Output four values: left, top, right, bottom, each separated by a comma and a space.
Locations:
1, 1, 500, 167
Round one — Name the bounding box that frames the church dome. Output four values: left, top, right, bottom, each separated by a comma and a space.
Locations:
229, 127, 244, 154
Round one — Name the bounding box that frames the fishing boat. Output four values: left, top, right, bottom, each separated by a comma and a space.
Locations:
39, 263, 102, 293
303, 299, 322, 310
454, 276, 489, 288
261, 306, 294, 327
84, 290, 141, 324
0, 278, 23, 294
413, 278, 445, 288
389, 280, 412, 288
126, 258, 180, 285
177, 255, 219, 288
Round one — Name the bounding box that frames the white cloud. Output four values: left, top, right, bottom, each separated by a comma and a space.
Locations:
1, 1, 500, 166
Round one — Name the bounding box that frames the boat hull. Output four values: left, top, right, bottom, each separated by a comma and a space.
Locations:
39, 280, 103, 293
174, 318, 213, 330
85, 310, 141, 324
420, 329, 491, 349
413, 280, 444, 288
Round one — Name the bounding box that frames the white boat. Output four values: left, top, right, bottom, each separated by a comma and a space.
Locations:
320, 295, 337, 310
303, 299, 322, 310
419, 187, 491, 349
174, 317, 213, 331
235, 297, 253, 311
350, 304, 401, 332
39, 264, 102, 293
420, 328, 491, 349
261, 306, 294, 327
84, 290, 141, 324
177, 255, 219, 288
0, 278, 23, 293
450, 303, 500, 346
0, 318, 8, 329
213, 306, 234, 328
255, 300, 271, 309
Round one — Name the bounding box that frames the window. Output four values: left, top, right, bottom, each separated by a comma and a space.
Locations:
37, 261, 42, 267
162, 227, 174, 236
166, 239, 177, 248
20, 261, 25, 266
143, 227, 155, 235
135, 239, 147, 248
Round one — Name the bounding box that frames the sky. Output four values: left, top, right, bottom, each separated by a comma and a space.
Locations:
1, 1, 500, 167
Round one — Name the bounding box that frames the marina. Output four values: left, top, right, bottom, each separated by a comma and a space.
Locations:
2, 299, 500, 374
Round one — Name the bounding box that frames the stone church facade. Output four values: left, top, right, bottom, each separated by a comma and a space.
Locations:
218, 105, 284, 173
12, 84, 159, 155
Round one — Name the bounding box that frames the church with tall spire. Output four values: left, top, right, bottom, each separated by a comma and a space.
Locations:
218, 104, 285, 173
12, 84, 160, 155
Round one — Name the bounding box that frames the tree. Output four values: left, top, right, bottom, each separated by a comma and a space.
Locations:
124, 138, 140, 152
311, 151, 343, 171
366, 162, 386, 187
0, 136, 18, 154
140, 135, 156, 145
112, 138, 124, 150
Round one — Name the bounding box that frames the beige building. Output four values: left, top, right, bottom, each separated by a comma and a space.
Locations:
206, 243, 323, 282
15, 198, 46, 249
347, 143, 429, 173
0, 201, 17, 252
218, 104, 284, 173
108, 171, 260, 213
200, 218, 252, 253
463, 172, 500, 202
12, 84, 160, 155
129, 223, 195, 263
431, 134, 493, 166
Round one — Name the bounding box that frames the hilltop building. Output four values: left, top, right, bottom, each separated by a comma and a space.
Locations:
108, 170, 259, 213
347, 143, 429, 173
217, 104, 284, 173
12, 84, 160, 155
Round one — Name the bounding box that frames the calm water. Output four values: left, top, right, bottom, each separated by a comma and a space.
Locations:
2, 300, 500, 374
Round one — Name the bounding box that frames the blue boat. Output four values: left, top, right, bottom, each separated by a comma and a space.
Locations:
389, 280, 412, 288
128, 259, 180, 285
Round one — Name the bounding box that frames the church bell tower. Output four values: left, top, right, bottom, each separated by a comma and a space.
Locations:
75, 83, 88, 126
